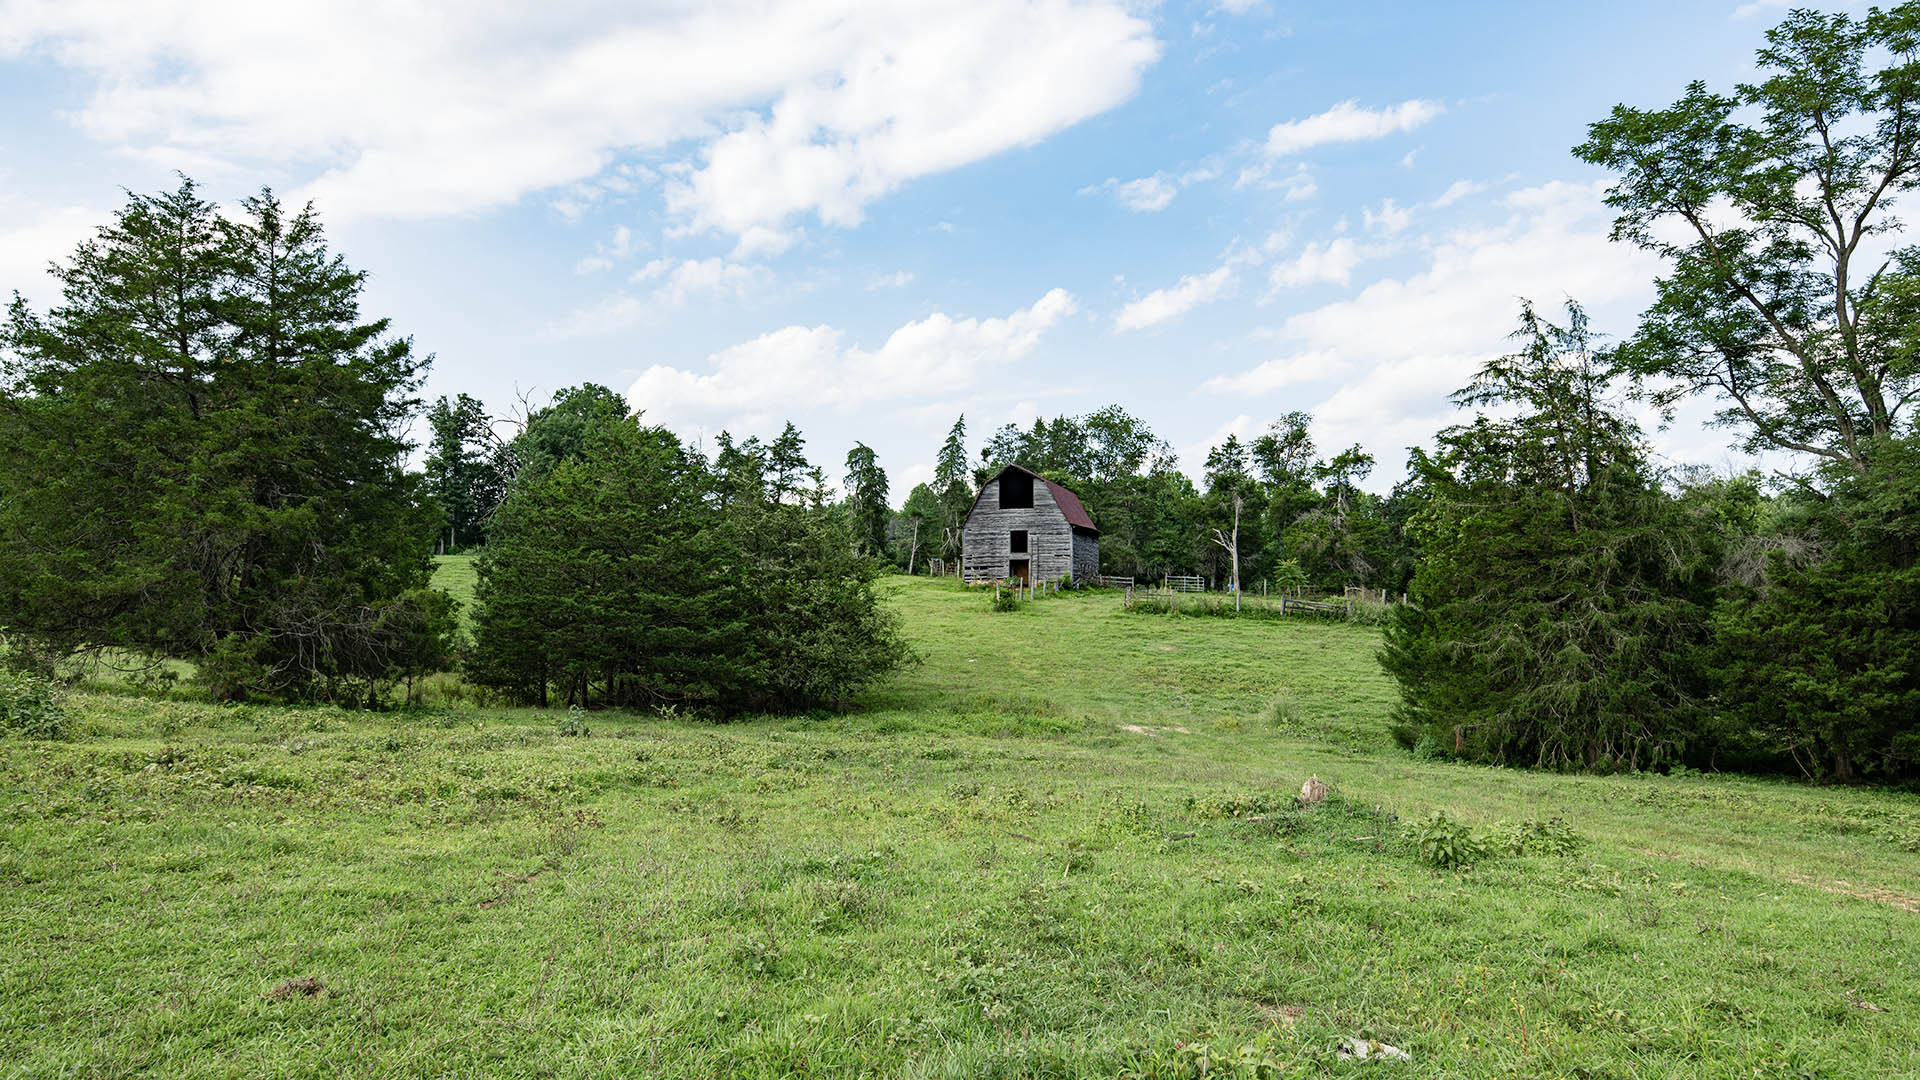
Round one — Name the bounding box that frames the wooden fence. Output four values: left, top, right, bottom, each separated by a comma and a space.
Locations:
1092, 575, 1134, 589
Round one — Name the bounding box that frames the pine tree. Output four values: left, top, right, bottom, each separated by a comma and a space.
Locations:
0, 180, 446, 701
843, 442, 890, 559
1380, 301, 1715, 770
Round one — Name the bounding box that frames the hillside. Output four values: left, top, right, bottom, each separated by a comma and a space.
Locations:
3, 577, 1916, 1077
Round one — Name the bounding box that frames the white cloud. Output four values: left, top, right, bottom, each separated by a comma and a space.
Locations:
1082, 164, 1219, 212
1115, 264, 1237, 331
1113, 175, 1178, 211
1363, 198, 1411, 236
729, 225, 800, 260
867, 270, 917, 290
1266, 238, 1363, 289
1432, 179, 1486, 207
556, 256, 765, 334
1732, 0, 1789, 18
1263, 99, 1444, 158
5, 1, 1159, 237
626, 288, 1077, 429
0, 203, 102, 304
574, 224, 640, 274
1201, 180, 1666, 479
652, 257, 761, 308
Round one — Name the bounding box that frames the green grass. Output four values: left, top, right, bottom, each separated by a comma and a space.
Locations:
431, 552, 479, 626
3, 577, 1917, 1077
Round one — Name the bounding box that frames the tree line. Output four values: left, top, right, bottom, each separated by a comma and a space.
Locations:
0, 5, 1914, 779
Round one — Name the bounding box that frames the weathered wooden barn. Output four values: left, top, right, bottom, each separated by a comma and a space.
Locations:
961, 465, 1099, 584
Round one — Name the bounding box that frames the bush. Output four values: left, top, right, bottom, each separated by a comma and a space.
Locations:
469, 420, 913, 713
0, 670, 70, 739
1411, 810, 1486, 869
1487, 817, 1582, 857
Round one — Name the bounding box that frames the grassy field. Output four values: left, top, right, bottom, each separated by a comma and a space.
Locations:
4, 576, 1917, 1078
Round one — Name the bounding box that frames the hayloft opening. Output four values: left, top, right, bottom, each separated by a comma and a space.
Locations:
1009, 529, 1028, 553
999, 471, 1033, 509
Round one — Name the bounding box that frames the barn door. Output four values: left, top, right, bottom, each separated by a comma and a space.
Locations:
1009, 558, 1030, 584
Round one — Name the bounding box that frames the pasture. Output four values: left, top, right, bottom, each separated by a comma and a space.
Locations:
3, 575, 1916, 1077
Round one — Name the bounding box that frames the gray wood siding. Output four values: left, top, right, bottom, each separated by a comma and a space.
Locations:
960, 475, 1102, 584
961, 476, 1077, 582
1072, 528, 1099, 582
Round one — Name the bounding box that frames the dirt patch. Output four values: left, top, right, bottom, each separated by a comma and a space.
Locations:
1628, 847, 1920, 914
1119, 724, 1192, 736
1785, 875, 1920, 914
264, 976, 328, 1000
1254, 1003, 1306, 1026
479, 870, 543, 909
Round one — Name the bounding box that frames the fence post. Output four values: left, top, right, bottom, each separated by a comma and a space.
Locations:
1280, 596, 1287, 616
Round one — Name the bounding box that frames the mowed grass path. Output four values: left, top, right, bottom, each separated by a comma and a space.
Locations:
2, 577, 1915, 1077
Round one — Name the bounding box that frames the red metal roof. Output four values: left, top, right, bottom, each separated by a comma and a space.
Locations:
972, 464, 1099, 534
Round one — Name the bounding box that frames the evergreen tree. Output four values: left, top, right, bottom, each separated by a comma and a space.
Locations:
933, 415, 972, 562
843, 442, 890, 559
425, 393, 505, 551
0, 180, 447, 701
1381, 301, 1715, 770
469, 420, 911, 712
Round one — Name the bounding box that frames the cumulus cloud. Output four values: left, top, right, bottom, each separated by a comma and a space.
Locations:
625, 288, 1077, 429
555, 256, 766, 334
1265, 238, 1364, 290
5, 1, 1159, 237
0, 202, 100, 304
1115, 264, 1237, 331
1262, 99, 1444, 158
1202, 181, 1665, 466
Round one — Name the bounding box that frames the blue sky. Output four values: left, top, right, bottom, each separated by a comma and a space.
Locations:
1, 0, 1827, 499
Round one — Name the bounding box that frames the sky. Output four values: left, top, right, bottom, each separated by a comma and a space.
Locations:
0, 0, 1838, 501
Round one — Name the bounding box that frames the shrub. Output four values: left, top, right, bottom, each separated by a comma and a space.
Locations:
1411, 810, 1487, 869
0, 670, 70, 739
1487, 817, 1582, 856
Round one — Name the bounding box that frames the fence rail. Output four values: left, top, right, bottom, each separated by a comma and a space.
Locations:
1165, 574, 1206, 593
1092, 575, 1135, 589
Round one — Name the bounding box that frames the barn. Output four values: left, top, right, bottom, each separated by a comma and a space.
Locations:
961, 465, 1099, 584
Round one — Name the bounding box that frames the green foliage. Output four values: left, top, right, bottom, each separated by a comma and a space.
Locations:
843, 441, 890, 560
505, 383, 629, 485
0, 179, 446, 704
1411, 810, 1487, 869
1381, 301, 1715, 771
1575, 4, 1920, 477
468, 420, 913, 713
1708, 439, 1920, 780
1572, 4, 1920, 782
424, 393, 506, 552
0, 669, 68, 739
1487, 817, 1583, 857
